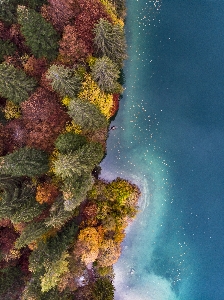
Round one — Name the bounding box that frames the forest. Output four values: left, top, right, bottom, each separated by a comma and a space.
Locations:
0, 0, 140, 299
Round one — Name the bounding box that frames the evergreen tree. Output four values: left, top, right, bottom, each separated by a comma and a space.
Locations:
14, 220, 49, 249
91, 56, 121, 93
55, 132, 87, 154
0, 63, 37, 104
93, 278, 115, 300
0, 147, 49, 177
54, 142, 104, 179
17, 6, 59, 61
45, 196, 75, 229
46, 65, 82, 98
0, 39, 17, 62
63, 172, 94, 211
93, 18, 127, 67
68, 98, 108, 131
0, 0, 17, 25
0, 176, 44, 222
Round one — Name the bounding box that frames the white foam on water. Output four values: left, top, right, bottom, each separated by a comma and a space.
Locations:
114, 267, 178, 300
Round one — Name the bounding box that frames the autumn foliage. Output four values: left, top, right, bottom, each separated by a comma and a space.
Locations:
21, 87, 70, 151
0, 0, 136, 299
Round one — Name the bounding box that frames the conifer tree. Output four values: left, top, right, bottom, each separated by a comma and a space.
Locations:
0, 39, 17, 62
0, 176, 44, 222
0, 63, 37, 104
14, 220, 49, 249
0, 0, 18, 25
55, 132, 87, 154
0, 147, 49, 177
17, 6, 59, 61
63, 172, 94, 211
93, 18, 127, 67
68, 98, 108, 131
54, 142, 104, 180
91, 56, 121, 93
46, 64, 82, 98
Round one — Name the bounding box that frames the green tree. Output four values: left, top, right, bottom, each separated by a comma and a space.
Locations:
55, 132, 87, 154
93, 278, 115, 300
0, 39, 17, 62
14, 220, 49, 249
63, 172, 94, 211
68, 98, 108, 131
0, 147, 49, 177
0, 63, 37, 104
46, 64, 82, 98
93, 18, 127, 67
17, 6, 59, 61
0, 0, 17, 25
0, 176, 44, 222
54, 142, 104, 179
45, 196, 76, 229
91, 56, 121, 93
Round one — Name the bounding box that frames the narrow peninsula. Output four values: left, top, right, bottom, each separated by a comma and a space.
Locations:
0, 0, 140, 299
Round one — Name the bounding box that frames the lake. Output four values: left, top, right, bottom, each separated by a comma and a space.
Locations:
101, 1, 224, 299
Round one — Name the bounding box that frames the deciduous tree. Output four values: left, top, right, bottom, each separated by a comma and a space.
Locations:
59, 25, 89, 63
21, 87, 69, 152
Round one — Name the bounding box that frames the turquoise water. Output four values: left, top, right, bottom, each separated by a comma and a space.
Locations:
101, 0, 224, 299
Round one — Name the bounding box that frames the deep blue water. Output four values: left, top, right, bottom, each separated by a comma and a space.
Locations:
101, 1, 224, 299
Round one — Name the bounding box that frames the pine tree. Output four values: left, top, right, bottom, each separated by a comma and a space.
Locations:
91, 56, 121, 93
46, 64, 82, 98
55, 132, 87, 154
54, 142, 104, 180
68, 98, 108, 131
0, 39, 17, 62
14, 220, 49, 249
17, 6, 59, 61
0, 63, 37, 104
0, 147, 49, 177
63, 172, 94, 211
93, 18, 127, 67
0, 0, 18, 25
0, 176, 44, 222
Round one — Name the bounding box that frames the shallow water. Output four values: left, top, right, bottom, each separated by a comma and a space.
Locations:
101, 0, 224, 299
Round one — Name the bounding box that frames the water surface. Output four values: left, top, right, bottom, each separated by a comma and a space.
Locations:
101, 1, 224, 299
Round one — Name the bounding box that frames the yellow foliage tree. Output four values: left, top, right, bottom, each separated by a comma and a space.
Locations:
97, 239, 121, 267
78, 74, 113, 119
99, 0, 124, 26
77, 227, 101, 265
4, 100, 21, 119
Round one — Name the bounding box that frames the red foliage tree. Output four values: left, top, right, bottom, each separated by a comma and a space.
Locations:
4, 119, 28, 153
9, 24, 30, 54
110, 93, 120, 117
0, 21, 9, 40
59, 25, 89, 64
21, 87, 70, 152
23, 56, 48, 81
41, 0, 80, 32
0, 227, 19, 258
74, 0, 112, 54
